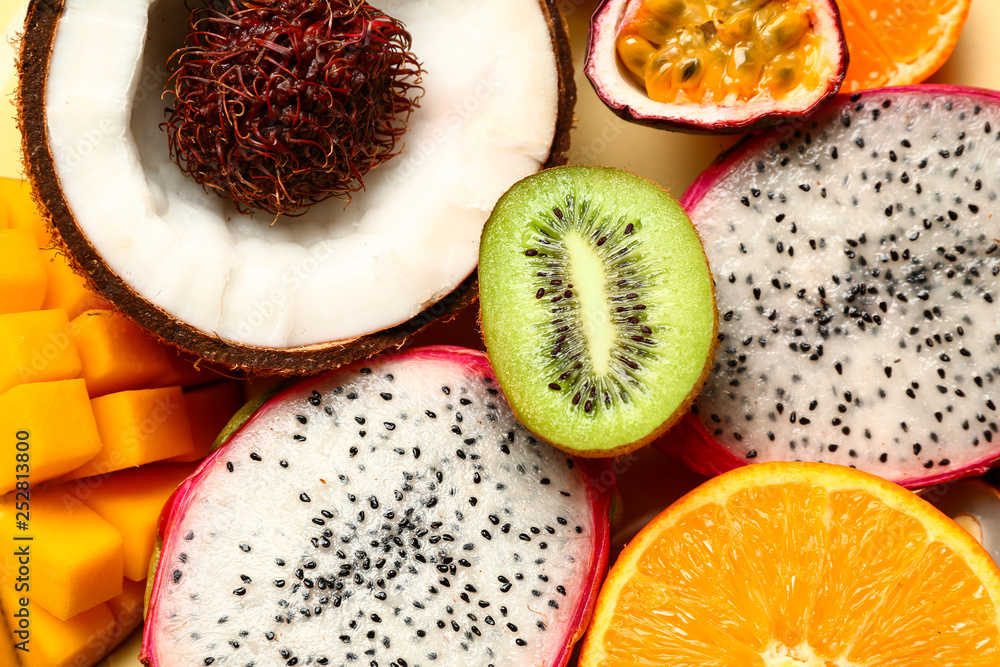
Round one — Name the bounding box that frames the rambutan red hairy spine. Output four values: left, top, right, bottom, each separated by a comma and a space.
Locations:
164, 0, 423, 216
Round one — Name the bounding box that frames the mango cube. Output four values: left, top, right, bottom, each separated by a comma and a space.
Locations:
0, 379, 103, 494
71, 309, 216, 397
74, 462, 197, 580
0, 491, 123, 620
104, 577, 146, 651
0, 608, 17, 667
0, 309, 82, 395
0, 580, 117, 667
64, 386, 195, 480
169, 381, 244, 462
40, 249, 108, 319
71, 309, 174, 397
0, 178, 47, 247
0, 228, 46, 315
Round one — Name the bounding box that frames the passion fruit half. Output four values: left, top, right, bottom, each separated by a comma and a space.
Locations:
20, 0, 575, 374
585, 0, 848, 133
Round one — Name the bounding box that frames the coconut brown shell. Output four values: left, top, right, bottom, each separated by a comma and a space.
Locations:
18, 0, 576, 375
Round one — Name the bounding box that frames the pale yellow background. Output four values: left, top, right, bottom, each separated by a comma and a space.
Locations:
0, 0, 992, 663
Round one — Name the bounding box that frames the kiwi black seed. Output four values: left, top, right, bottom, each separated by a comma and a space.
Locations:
478, 166, 717, 456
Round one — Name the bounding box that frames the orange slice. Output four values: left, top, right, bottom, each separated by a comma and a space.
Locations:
580, 462, 1000, 665
839, 0, 971, 91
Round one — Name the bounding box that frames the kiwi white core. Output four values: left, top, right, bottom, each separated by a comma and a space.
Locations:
565, 233, 614, 375
44, 0, 559, 347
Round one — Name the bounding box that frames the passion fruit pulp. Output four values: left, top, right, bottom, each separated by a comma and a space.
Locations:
586, 0, 848, 133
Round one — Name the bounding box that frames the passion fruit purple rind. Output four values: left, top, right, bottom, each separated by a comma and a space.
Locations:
585, 0, 848, 134
671, 85, 1000, 488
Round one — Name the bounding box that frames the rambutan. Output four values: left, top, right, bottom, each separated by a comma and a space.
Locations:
164, 0, 422, 216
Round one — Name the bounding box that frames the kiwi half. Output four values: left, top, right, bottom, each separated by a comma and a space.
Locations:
479, 166, 717, 457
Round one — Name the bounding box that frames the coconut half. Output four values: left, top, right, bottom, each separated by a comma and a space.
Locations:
585, 0, 847, 133
19, 0, 575, 373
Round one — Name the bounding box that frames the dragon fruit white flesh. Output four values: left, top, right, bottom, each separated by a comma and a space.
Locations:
140, 346, 610, 667
674, 85, 1000, 488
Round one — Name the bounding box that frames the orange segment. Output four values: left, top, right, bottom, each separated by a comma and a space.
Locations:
839, 0, 971, 90
580, 462, 1000, 666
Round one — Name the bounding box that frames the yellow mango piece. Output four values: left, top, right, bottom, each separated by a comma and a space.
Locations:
169, 381, 244, 463
0, 491, 123, 620
40, 249, 108, 319
0, 179, 47, 247
73, 463, 197, 581
64, 387, 195, 480
104, 578, 145, 652
158, 348, 221, 390
0, 379, 102, 495
71, 310, 176, 398
0, 309, 82, 396
70, 310, 217, 397
0, 580, 116, 667
0, 602, 18, 667
0, 229, 46, 315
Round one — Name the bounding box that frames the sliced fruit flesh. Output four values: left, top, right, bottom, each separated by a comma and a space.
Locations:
0, 228, 46, 314
583, 464, 1000, 666
143, 348, 607, 667
838, 0, 970, 90
616, 0, 825, 104
65, 386, 195, 479
39, 0, 563, 348
479, 167, 716, 454
0, 379, 103, 494
0, 492, 123, 621
684, 88, 1000, 483
0, 309, 81, 395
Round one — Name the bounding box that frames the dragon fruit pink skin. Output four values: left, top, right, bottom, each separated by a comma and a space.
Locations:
140, 345, 611, 667
671, 85, 1000, 489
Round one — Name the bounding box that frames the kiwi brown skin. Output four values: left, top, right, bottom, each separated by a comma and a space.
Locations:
479, 167, 719, 459
18, 0, 576, 376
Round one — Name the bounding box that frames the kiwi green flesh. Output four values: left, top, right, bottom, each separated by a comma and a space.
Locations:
479, 166, 717, 455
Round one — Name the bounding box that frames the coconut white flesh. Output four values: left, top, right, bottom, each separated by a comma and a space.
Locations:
689, 89, 1000, 484
44, 0, 558, 347
145, 352, 600, 667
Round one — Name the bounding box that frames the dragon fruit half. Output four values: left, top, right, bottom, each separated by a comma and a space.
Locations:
669, 85, 1000, 488
140, 346, 611, 667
